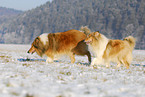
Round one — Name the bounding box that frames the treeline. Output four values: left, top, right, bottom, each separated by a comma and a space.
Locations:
0, 0, 145, 49
0, 7, 23, 24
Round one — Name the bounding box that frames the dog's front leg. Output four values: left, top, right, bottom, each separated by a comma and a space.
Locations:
46, 57, 53, 63
90, 58, 97, 66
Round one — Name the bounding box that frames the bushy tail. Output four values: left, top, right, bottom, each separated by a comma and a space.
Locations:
80, 26, 91, 35
124, 36, 136, 50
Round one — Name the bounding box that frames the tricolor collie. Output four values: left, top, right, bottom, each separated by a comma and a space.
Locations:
27, 29, 91, 63
85, 31, 136, 69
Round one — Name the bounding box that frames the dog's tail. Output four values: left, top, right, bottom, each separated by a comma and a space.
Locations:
80, 26, 91, 35
124, 36, 136, 50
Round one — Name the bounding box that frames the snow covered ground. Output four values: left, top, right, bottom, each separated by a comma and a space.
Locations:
0, 44, 145, 97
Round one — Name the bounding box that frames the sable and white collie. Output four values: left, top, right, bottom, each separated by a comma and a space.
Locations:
85, 31, 136, 69
27, 29, 91, 63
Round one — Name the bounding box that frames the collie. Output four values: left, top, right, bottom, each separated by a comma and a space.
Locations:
27, 29, 91, 63
85, 31, 136, 69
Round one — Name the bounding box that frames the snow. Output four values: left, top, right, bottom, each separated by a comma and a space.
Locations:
0, 44, 145, 97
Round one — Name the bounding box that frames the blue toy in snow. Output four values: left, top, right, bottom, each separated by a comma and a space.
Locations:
18, 58, 46, 62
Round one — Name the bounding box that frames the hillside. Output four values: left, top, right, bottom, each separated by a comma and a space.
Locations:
0, 7, 23, 24
0, 7, 22, 16
0, 0, 145, 49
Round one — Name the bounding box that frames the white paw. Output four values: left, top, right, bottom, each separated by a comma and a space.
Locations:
105, 63, 110, 68
106, 65, 110, 68
90, 58, 97, 66
116, 64, 121, 68
46, 57, 53, 63
90, 62, 95, 67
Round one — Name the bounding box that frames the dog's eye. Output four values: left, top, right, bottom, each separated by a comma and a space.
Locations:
124, 39, 128, 41
33, 45, 38, 48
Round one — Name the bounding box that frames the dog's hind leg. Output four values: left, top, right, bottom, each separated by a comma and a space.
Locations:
116, 58, 122, 69
70, 52, 75, 64
86, 51, 91, 64
124, 61, 130, 69
116, 61, 122, 69
121, 59, 130, 69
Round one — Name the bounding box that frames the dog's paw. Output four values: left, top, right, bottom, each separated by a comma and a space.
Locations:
92, 65, 98, 69
46, 57, 53, 63
106, 65, 110, 68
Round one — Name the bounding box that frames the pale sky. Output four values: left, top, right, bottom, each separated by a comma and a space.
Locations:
0, 0, 52, 11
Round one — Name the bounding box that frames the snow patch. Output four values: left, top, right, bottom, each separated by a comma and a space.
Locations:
0, 44, 145, 97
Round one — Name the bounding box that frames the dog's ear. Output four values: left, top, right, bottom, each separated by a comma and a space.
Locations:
49, 33, 55, 38
35, 37, 39, 43
33, 37, 40, 48
123, 38, 128, 41
94, 31, 100, 38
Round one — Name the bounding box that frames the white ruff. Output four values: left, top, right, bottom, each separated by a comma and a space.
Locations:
89, 34, 109, 66
39, 33, 49, 45
96, 34, 109, 58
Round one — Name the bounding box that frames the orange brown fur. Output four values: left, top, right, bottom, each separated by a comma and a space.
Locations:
28, 29, 91, 63
85, 31, 135, 69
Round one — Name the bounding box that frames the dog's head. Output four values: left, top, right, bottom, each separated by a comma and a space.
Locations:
27, 33, 51, 57
27, 37, 44, 57
85, 31, 100, 45
123, 36, 135, 42
123, 36, 136, 49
